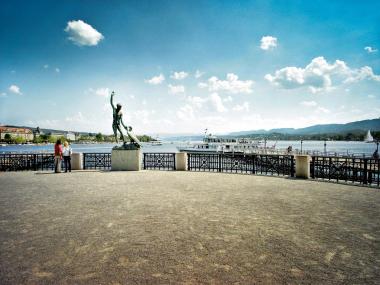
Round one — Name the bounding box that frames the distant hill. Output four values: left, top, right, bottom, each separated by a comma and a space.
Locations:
229, 118, 380, 136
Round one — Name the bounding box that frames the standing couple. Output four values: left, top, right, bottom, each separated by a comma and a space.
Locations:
54, 139, 72, 173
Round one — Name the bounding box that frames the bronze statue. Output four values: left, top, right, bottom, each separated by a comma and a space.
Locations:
110, 91, 141, 149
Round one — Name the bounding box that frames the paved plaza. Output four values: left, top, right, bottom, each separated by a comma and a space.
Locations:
0, 170, 379, 284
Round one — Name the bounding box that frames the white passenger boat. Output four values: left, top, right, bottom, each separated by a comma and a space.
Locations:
177, 132, 276, 154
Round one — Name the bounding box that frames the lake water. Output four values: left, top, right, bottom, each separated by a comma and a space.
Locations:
0, 140, 377, 157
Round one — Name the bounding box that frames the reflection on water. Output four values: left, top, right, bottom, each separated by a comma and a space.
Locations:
0, 140, 378, 156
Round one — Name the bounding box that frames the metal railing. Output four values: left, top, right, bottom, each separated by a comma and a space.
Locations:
143, 153, 176, 170
187, 153, 295, 177
310, 156, 380, 186
83, 153, 111, 170
0, 153, 61, 171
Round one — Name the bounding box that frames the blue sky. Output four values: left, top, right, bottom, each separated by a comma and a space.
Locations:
1, 0, 379, 135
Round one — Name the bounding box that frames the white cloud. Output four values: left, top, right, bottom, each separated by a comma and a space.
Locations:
187, 96, 206, 108
168, 84, 185, 95
195, 70, 204, 78
94, 87, 110, 97
145, 74, 165, 85
300, 101, 317, 107
368, 94, 376, 99
199, 73, 253, 94
65, 20, 104, 46
223, 96, 233, 102
364, 46, 378, 53
265, 56, 380, 93
232, 102, 250, 112
0, 92, 7, 98
186, 93, 227, 113
260, 36, 277, 50
171, 71, 188, 80
55, 68, 60, 73
9, 85, 22, 95
209, 93, 227, 112
344, 66, 380, 83
65, 111, 85, 123
43, 64, 49, 69
142, 99, 147, 105
176, 104, 195, 121
316, 107, 330, 114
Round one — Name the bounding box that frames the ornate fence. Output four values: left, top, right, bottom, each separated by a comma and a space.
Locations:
0, 153, 60, 171
310, 156, 380, 186
187, 153, 295, 177
2, 152, 379, 187
83, 153, 111, 170
143, 153, 176, 170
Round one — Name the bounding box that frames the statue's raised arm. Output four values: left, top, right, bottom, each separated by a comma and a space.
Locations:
110, 91, 116, 110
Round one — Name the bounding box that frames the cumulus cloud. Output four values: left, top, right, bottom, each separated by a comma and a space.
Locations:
43, 64, 49, 69
168, 84, 185, 95
171, 71, 188, 80
316, 107, 330, 114
9, 85, 22, 95
260, 36, 277, 50
364, 46, 378, 53
300, 101, 317, 107
65, 20, 104, 46
145, 74, 165, 85
176, 104, 195, 120
232, 102, 250, 112
209, 93, 227, 112
94, 87, 110, 97
344, 66, 380, 83
198, 73, 253, 94
223, 96, 233, 102
186, 93, 227, 113
55, 68, 60, 73
265, 56, 380, 93
195, 70, 204, 78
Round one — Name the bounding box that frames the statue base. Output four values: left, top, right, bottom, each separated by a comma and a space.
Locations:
111, 148, 142, 171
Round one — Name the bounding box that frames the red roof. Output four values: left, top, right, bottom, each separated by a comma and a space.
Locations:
0, 127, 33, 134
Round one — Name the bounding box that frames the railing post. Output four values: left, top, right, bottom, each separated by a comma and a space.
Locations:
175, 152, 187, 171
311, 156, 315, 178
83, 153, 86, 170
218, 154, 222, 172
187, 153, 190, 171
252, 155, 255, 174
295, 155, 311, 179
290, 156, 295, 177
363, 158, 368, 185
33, 154, 37, 171
143, 153, 146, 170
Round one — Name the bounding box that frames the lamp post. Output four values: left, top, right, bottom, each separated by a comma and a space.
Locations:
324, 139, 327, 155
300, 139, 303, 154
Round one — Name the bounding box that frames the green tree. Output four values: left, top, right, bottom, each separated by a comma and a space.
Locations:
4, 133, 11, 142
95, 133, 104, 142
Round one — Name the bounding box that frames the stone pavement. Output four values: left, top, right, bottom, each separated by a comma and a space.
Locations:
0, 170, 379, 284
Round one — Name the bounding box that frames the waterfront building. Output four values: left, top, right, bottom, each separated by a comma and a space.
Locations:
0, 126, 33, 141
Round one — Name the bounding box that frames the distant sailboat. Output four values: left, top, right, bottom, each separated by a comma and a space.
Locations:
364, 130, 374, 143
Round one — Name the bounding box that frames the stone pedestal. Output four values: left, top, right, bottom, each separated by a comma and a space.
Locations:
295, 155, 311, 179
71, 153, 83, 170
111, 149, 142, 171
175, 152, 187, 171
